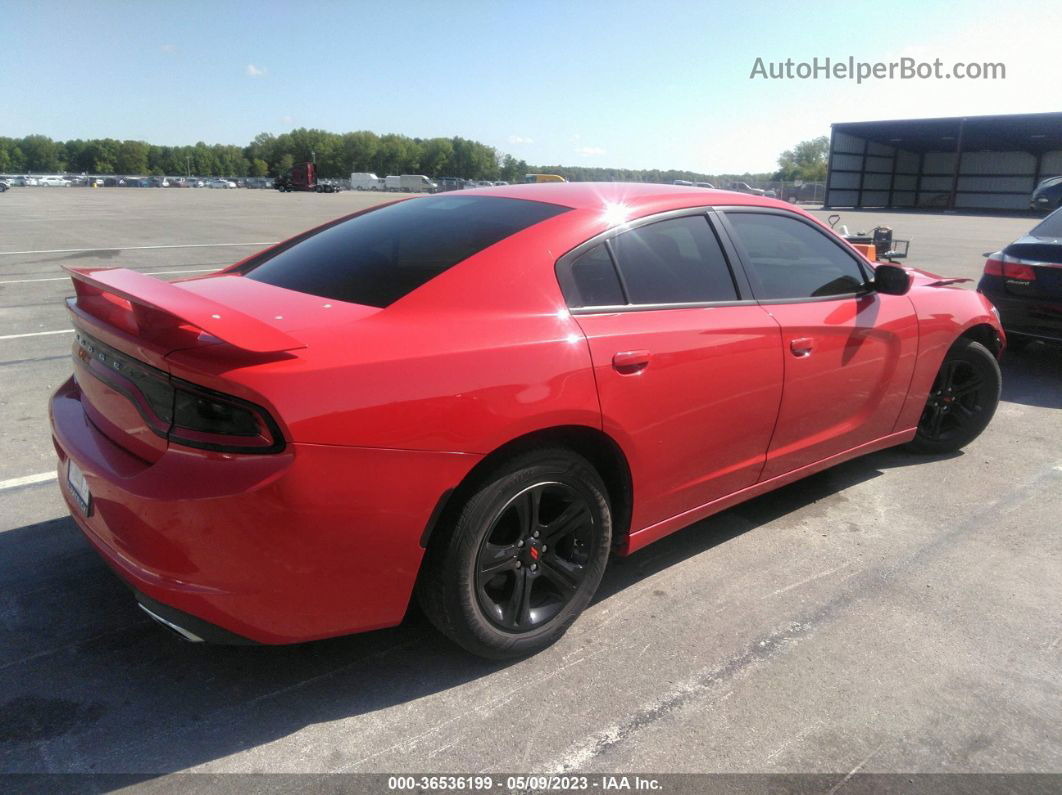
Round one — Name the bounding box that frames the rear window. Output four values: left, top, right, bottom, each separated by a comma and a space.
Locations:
243, 195, 570, 307
1031, 207, 1062, 239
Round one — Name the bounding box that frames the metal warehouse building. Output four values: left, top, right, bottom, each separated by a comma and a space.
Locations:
825, 112, 1062, 211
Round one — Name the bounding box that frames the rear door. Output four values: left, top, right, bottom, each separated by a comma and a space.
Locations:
559, 210, 784, 531
718, 209, 919, 479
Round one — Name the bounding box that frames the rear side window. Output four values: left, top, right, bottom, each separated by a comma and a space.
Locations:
725, 212, 868, 300
610, 216, 738, 304
244, 196, 570, 307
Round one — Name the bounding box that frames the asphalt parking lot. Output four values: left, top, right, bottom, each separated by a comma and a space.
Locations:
1, 188, 1059, 779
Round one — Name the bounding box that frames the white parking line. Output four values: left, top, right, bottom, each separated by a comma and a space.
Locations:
0, 329, 74, 341
0, 267, 219, 285
0, 242, 277, 256
0, 471, 56, 491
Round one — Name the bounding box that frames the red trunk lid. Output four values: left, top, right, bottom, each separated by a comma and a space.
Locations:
65, 267, 378, 459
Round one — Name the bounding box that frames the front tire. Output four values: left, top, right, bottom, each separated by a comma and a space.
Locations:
906, 338, 1001, 454
417, 449, 612, 659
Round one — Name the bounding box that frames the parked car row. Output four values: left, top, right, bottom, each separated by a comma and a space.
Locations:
0, 175, 76, 186
671, 179, 780, 198
0, 174, 281, 189
437, 176, 510, 192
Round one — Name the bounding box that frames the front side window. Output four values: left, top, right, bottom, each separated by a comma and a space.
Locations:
609, 216, 738, 304
244, 195, 570, 307
725, 212, 868, 300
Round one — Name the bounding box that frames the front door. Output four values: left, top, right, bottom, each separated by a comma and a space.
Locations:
720, 209, 919, 479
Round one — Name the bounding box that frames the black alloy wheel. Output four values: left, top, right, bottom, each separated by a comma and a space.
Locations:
417, 448, 612, 659
920, 359, 984, 439
908, 338, 1001, 454
474, 482, 594, 632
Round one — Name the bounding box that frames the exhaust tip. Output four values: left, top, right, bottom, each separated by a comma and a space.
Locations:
133, 591, 257, 645
138, 603, 205, 642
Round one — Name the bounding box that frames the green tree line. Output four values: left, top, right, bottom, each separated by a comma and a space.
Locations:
0, 129, 777, 185
0, 130, 530, 181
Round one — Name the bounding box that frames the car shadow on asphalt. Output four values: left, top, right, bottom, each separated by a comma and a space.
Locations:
2, 348, 1056, 774
595, 442, 963, 602
1000, 342, 1062, 409
0, 513, 511, 774
0, 441, 964, 776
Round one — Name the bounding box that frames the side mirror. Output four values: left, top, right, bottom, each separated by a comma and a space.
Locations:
873, 263, 911, 296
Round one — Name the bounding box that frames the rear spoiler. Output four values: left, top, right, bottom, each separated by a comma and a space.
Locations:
924, 277, 973, 287
65, 266, 306, 353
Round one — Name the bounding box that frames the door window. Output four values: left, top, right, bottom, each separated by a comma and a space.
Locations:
725, 212, 868, 300
609, 216, 738, 304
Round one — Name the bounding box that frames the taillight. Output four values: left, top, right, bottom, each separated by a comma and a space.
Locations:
1002, 261, 1036, 281
74, 330, 284, 454
984, 252, 1037, 282
170, 380, 284, 454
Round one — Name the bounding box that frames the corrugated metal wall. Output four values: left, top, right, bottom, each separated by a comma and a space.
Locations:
826, 127, 1062, 210
955, 151, 1036, 210
824, 131, 865, 208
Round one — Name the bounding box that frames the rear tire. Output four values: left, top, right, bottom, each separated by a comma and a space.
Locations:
417, 449, 612, 659
906, 338, 1001, 454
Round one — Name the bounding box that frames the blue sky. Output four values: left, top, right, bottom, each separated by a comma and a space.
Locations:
2, 0, 1058, 173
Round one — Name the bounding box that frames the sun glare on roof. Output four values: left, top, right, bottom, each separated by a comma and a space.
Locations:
600, 202, 631, 228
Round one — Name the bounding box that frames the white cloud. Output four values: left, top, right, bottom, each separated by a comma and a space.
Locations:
160, 43, 177, 55
245, 64, 267, 78
280, 115, 294, 125
576, 146, 606, 157
508, 135, 534, 144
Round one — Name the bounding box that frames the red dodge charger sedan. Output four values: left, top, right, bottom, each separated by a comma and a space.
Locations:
50, 183, 1004, 658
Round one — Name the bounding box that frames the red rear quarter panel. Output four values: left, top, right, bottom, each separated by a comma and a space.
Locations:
52, 374, 477, 641
168, 212, 607, 454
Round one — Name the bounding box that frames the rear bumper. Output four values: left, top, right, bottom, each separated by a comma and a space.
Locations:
978, 282, 1062, 343
50, 376, 480, 644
